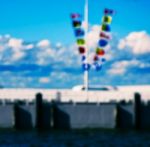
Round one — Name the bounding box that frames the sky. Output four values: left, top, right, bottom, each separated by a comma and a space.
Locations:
0, 0, 150, 88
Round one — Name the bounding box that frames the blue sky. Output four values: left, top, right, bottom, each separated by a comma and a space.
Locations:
1, 0, 150, 42
0, 0, 150, 88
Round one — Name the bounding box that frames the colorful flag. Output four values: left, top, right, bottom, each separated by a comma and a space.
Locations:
82, 63, 91, 71
77, 39, 85, 45
78, 47, 86, 54
74, 28, 85, 37
71, 8, 114, 72
72, 20, 82, 28
98, 39, 108, 47
102, 16, 112, 24
104, 8, 114, 15
71, 13, 81, 19
92, 8, 114, 71
96, 48, 105, 56
93, 55, 99, 61
102, 24, 111, 32
100, 32, 110, 39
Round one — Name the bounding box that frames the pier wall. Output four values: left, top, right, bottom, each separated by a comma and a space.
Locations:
0, 93, 149, 130
14, 104, 36, 129
0, 105, 14, 128
116, 104, 134, 129
53, 103, 116, 129
141, 103, 150, 129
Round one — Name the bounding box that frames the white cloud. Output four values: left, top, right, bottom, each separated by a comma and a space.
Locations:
36, 39, 55, 65
12, 51, 25, 61
56, 45, 80, 67
8, 39, 27, 61
108, 61, 128, 75
39, 77, 50, 83
56, 42, 62, 48
8, 38, 23, 49
118, 39, 126, 49
36, 47, 56, 65
36, 41, 80, 67
86, 25, 100, 50
109, 67, 126, 75
37, 39, 50, 48
118, 31, 150, 54
0, 36, 27, 62
25, 44, 34, 50
108, 60, 140, 75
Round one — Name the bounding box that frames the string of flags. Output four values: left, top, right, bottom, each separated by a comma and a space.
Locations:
71, 8, 115, 72
71, 13, 86, 60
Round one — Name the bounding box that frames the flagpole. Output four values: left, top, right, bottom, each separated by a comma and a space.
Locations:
84, 0, 89, 94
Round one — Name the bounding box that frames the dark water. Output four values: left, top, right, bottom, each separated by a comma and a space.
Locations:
0, 130, 150, 147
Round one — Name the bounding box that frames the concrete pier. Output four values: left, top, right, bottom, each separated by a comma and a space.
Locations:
0, 104, 14, 128
0, 92, 149, 130
14, 103, 36, 129
53, 103, 116, 129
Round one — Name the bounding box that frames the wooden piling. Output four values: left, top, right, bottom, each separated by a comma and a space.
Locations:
35, 93, 43, 129
134, 93, 141, 130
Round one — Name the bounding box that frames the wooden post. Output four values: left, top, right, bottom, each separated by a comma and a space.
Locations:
134, 93, 141, 130
35, 93, 43, 129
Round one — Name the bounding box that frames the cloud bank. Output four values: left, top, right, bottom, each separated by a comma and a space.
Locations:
118, 31, 150, 55
0, 30, 150, 88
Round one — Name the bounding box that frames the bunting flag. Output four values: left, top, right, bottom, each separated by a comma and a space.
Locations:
82, 63, 91, 71
78, 47, 86, 54
70, 8, 114, 72
100, 32, 110, 39
93, 8, 114, 71
104, 8, 115, 15
71, 13, 81, 19
102, 16, 112, 24
98, 39, 108, 47
74, 28, 85, 37
96, 48, 105, 56
101, 24, 111, 32
71, 13, 88, 71
76, 38, 85, 45
72, 20, 82, 28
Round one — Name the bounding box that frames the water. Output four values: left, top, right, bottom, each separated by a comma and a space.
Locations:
0, 130, 150, 147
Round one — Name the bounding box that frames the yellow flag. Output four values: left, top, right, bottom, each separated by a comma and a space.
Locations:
102, 15, 112, 24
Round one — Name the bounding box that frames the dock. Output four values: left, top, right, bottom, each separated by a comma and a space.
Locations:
0, 91, 149, 130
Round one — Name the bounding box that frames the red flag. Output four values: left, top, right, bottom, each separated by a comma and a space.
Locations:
71, 13, 81, 19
